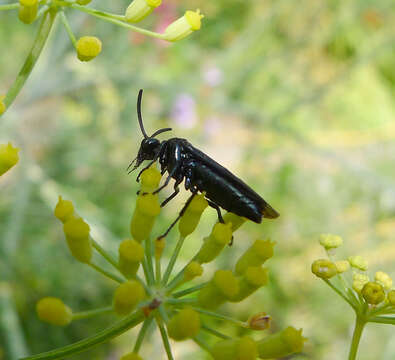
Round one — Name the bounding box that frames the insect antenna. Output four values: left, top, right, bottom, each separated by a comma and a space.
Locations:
137, 89, 149, 139
150, 127, 172, 138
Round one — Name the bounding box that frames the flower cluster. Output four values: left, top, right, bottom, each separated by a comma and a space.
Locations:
28, 166, 306, 360
0, 1, 204, 116
312, 234, 395, 360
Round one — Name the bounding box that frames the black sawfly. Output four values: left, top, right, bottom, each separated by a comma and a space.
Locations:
128, 89, 279, 239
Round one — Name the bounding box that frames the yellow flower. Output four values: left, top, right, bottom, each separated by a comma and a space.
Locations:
235, 239, 275, 275
374, 271, 393, 290
196, 222, 233, 264
0, 142, 19, 176
19, 0, 38, 24
76, 36, 102, 62
125, 0, 162, 23
222, 212, 247, 232
139, 166, 162, 193
76, 0, 92, 4
113, 280, 145, 316
311, 259, 337, 279
257, 327, 306, 359
388, 290, 395, 305
352, 272, 369, 293
36, 297, 72, 326
211, 336, 257, 360
167, 307, 200, 341
0, 95, 6, 115
361, 282, 385, 305
335, 260, 350, 273
230, 266, 269, 302
54, 196, 75, 223
179, 193, 208, 237
63, 216, 92, 263
184, 261, 203, 281
163, 9, 204, 42
118, 239, 144, 278
319, 234, 343, 250
348, 255, 368, 271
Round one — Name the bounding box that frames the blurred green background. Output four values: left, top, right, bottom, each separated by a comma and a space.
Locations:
1, 0, 395, 359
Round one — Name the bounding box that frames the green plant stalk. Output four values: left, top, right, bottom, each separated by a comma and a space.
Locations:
145, 237, 155, 284
162, 235, 185, 285
0, 3, 19, 10
59, 11, 77, 47
72, 306, 113, 321
188, 306, 247, 328
173, 283, 207, 298
201, 324, 231, 340
155, 255, 161, 283
2, 10, 57, 115
133, 317, 153, 353
21, 310, 144, 360
88, 262, 124, 283
369, 316, 395, 325
91, 239, 122, 273
323, 279, 356, 309
69, 4, 167, 40
348, 316, 366, 360
156, 315, 174, 360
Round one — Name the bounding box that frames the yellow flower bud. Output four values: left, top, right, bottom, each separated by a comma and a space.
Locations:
163, 9, 204, 42
388, 290, 395, 305
184, 261, 203, 281
179, 194, 208, 237
76, 0, 92, 4
76, 36, 102, 62
0, 142, 19, 176
319, 234, 343, 250
36, 297, 72, 326
335, 260, 350, 273
63, 216, 92, 263
352, 272, 370, 293
113, 280, 145, 316
257, 327, 306, 359
118, 239, 144, 278
223, 212, 247, 232
348, 255, 368, 271
198, 270, 239, 309
374, 271, 393, 290
130, 194, 160, 242
0, 95, 6, 115
54, 196, 75, 223
125, 0, 162, 23
19, 0, 38, 24
235, 239, 274, 275
155, 236, 165, 259
167, 307, 200, 341
230, 266, 269, 302
361, 282, 385, 305
311, 259, 337, 279
140, 166, 162, 193
120, 352, 143, 360
211, 336, 257, 360
248, 312, 271, 330
196, 222, 232, 264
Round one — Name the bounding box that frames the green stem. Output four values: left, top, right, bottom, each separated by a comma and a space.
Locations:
193, 335, 211, 353
21, 311, 144, 360
323, 279, 356, 309
155, 255, 161, 284
201, 324, 231, 339
59, 11, 77, 47
88, 262, 124, 283
133, 317, 153, 353
0, 3, 19, 10
145, 237, 155, 285
162, 235, 185, 285
348, 316, 366, 360
142, 258, 154, 286
91, 239, 121, 272
156, 316, 174, 360
70, 4, 167, 39
166, 298, 197, 305
72, 306, 113, 321
173, 283, 207, 298
2, 10, 57, 115
369, 316, 395, 325
188, 306, 246, 328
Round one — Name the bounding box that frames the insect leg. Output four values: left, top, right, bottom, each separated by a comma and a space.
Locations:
158, 191, 197, 240
207, 200, 225, 223
152, 166, 178, 195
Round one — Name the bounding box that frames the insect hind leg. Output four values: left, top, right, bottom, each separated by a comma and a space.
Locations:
207, 200, 225, 224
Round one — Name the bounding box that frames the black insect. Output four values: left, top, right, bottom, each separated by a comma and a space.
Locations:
128, 90, 279, 239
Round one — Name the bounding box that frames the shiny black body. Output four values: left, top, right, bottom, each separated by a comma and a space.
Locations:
129, 90, 279, 234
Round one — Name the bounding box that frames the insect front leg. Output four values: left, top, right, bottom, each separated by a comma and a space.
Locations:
160, 175, 183, 207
